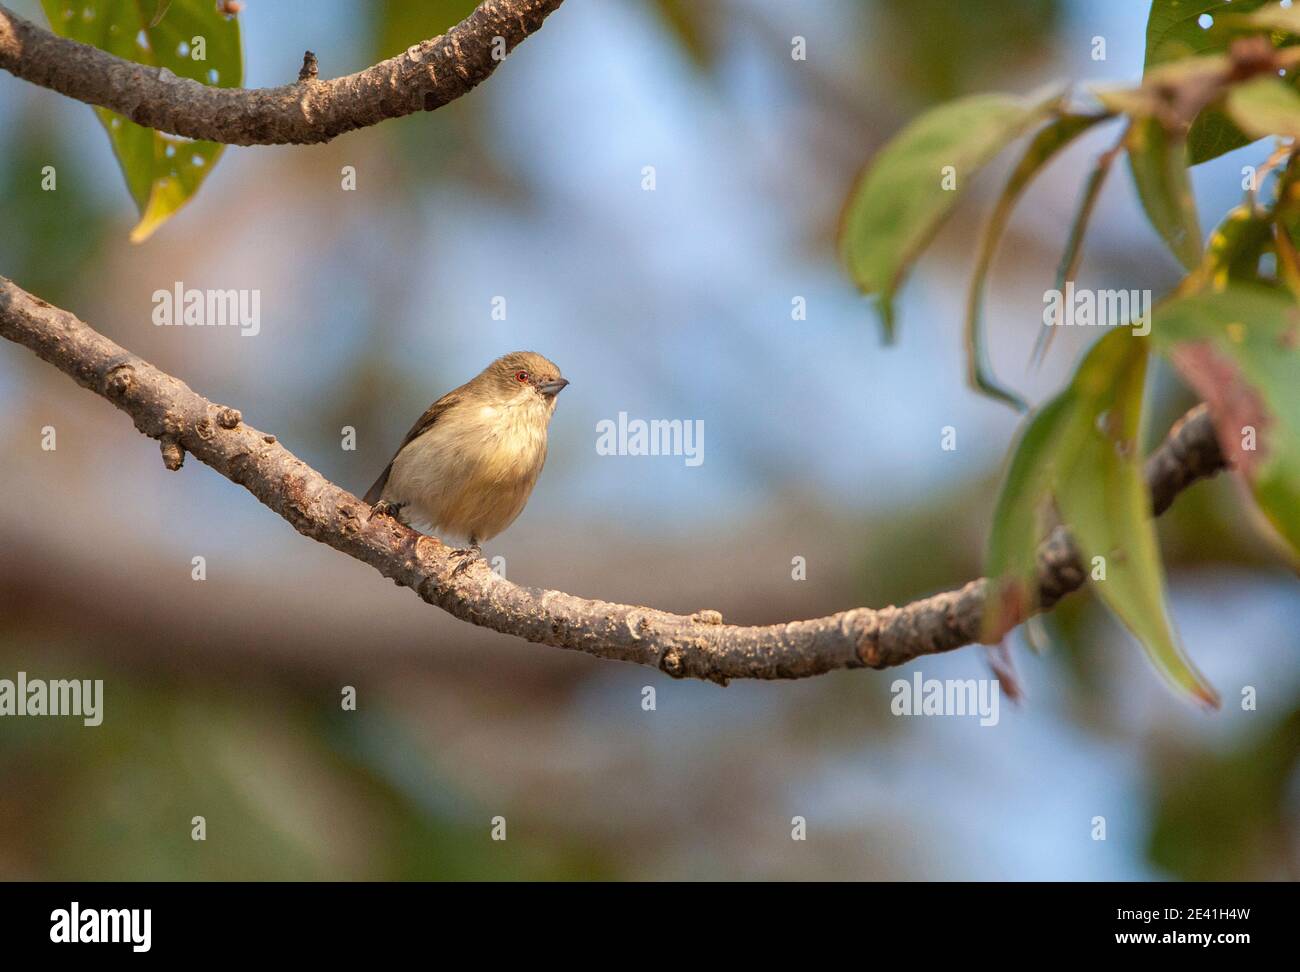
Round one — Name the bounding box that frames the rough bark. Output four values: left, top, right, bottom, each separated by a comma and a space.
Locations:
0, 276, 1227, 683
0, 0, 565, 145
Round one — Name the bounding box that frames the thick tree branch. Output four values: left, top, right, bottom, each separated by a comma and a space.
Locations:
0, 0, 564, 145
0, 277, 1226, 683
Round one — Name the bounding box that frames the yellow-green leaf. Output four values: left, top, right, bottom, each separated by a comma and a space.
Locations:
40, 0, 243, 242
1223, 1, 1300, 34
1055, 333, 1219, 707
985, 329, 1220, 706
1126, 116, 1203, 271
839, 90, 1061, 342
983, 393, 1087, 642
1225, 76, 1300, 139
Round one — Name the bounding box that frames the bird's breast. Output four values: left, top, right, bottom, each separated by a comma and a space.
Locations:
385, 399, 551, 541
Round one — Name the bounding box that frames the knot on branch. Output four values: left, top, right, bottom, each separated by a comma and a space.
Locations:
691, 609, 723, 625
658, 647, 685, 678
101, 360, 134, 399
159, 436, 185, 471
217, 406, 242, 429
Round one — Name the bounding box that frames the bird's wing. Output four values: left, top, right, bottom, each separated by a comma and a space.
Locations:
361, 388, 464, 505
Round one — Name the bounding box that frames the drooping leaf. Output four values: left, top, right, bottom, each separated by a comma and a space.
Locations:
40, 0, 243, 242
839, 90, 1062, 342
1055, 333, 1219, 708
1144, 0, 1278, 164
1225, 75, 1300, 139
1126, 116, 1203, 270
983, 393, 1087, 642
1151, 287, 1300, 563
1032, 134, 1124, 366
986, 328, 1221, 706
965, 112, 1110, 410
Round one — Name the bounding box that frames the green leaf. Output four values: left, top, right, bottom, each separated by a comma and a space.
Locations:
1055, 333, 1219, 708
1225, 76, 1300, 139
1126, 116, 1203, 270
839, 90, 1062, 342
1194, 201, 1274, 290
985, 329, 1220, 706
40, 0, 242, 242
1151, 287, 1300, 563
1030, 137, 1123, 367
1144, 0, 1277, 164
1222, 2, 1300, 34
965, 112, 1109, 411
983, 394, 1087, 642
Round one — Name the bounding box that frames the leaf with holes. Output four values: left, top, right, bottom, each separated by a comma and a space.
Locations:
40, 0, 242, 242
1151, 287, 1300, 564
838, 90, 1062, 342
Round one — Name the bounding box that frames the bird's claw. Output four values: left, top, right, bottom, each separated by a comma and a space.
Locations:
369, 500, 404, 521
450, 544, 482, 578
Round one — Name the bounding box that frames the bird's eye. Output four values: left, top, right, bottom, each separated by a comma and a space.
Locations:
515, 370, 530, 383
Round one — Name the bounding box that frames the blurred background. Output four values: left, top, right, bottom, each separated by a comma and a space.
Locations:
1, 0, 1297, 880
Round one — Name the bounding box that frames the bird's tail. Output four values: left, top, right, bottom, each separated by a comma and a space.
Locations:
362, 464, 392, 506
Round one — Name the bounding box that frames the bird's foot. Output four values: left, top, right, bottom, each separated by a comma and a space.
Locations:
450, 543, 482, 578
369, 500, 405, 521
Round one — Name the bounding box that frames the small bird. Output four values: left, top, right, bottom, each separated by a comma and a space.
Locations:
363, 351, 568, 570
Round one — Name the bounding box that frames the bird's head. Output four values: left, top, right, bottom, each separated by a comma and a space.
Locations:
484, 351, 569, 406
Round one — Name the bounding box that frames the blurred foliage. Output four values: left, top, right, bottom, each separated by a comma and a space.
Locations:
0, 647, 612, 880
0, 109, 111, 305
1149, 706, 1300, 880
650, 0, 717, 70
873, 0, 1062, 103
369, 0, 480, 63
367, 0, 497, 187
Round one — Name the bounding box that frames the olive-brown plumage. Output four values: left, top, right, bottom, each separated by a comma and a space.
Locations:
363, 352, 567, 551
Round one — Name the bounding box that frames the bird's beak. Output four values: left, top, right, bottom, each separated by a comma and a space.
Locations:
538, 378, 569, 397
